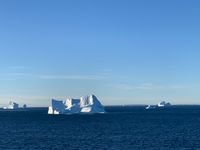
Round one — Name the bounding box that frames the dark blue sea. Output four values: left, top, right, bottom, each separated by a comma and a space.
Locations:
1, 106, 200, 150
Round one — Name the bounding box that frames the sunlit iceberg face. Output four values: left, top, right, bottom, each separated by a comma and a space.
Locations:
48, 95, 105, 114
64, 98, 80, 108
80, 95, 102, 107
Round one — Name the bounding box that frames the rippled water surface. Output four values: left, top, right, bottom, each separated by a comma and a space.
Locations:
1, 106, 200, 150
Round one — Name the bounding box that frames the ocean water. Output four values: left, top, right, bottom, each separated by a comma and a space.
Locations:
1, 106, 200, 150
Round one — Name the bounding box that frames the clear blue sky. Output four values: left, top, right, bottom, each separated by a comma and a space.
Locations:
0, 0, 200, 106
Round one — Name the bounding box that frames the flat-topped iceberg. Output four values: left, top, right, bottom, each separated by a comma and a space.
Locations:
48, 95, 105, 114
3, 101, 19, 110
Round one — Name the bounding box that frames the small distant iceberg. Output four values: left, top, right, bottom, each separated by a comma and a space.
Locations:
23, 104, 27, 109
145, 100, 172, 110
48, 94, 105, 115
157, 101, 171, 107
2, 101, 28, 110
145, 105, 156, 109
3, 101, 19, 110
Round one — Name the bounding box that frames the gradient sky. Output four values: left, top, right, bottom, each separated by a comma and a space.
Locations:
0, 0, 200, 106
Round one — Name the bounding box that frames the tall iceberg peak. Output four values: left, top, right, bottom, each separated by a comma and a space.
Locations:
80, 95, 105, 113
80, 95, 101, 107
48, 94, 105, 114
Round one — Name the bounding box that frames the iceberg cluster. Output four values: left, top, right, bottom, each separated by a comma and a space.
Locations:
48, 95, 105, 114
3, 101, 27, 110
3, 101, 19, 110
146, 101, 172, 109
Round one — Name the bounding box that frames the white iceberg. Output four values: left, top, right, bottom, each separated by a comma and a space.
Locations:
3, 101, 19, 109
48, 95, 105, 114
157, 101, 171, 107
145, 105, 156, 109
